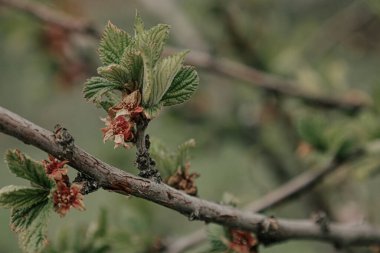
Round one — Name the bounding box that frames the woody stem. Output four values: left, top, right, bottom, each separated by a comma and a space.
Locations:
135, 115, 161, 182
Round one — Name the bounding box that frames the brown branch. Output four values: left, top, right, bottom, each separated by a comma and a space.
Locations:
166, 148, 366, 253
0, 0, 370, 112
0, 107, 380, 248
0, 0, 99, 37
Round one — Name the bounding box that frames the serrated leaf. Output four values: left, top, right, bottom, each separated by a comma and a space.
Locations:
83, 77, 123, 103
16, 200, 52, 253
137, 24, 170, 105
161, 66, 199, 106
120, 46, 143, 91
134, 11, 145, 35
98, 21, 130, 65
176, 139, 196, 169
143, 103, 163, 119
207, 224, 228, 252
5, 150, 53, 189
150, 139, 177, 176
97, 64, 130, 86
145, 50, 188, 107
0, 185, 49, 209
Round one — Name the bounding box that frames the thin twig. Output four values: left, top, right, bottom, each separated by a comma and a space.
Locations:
0, 0, 371, 112
0, 107, 380, 248
165, 149, 366, 253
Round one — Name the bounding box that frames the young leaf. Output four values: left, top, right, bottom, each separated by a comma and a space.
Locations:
98, 21, 130, 65
207, 224, 228, 252
83, 77, 123, 103
120, 46, 143, 90
16, 200, 52, 253
137, 24, 170, 106
97, 64, 130, 86
0, 185, 49, 209
176, 139, 196, 169
143, 103, 163, 119
146, 50, 188, 107
134, 11, 145, 35
5, 150, 53, 189
161, 66, 199, 106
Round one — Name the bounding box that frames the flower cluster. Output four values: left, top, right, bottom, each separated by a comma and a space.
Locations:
42, 155, 68, 181
53, 181, 85, 216
227, 229, 258, 253
101, 90, 143, 148
42, 155, 85, 216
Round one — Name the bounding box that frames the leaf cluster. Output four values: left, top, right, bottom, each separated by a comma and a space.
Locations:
0, 150, 55, 253
83, 12, 199, 118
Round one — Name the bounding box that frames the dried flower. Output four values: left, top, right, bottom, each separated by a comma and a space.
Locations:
228, 229, 258, 253
42, 155, 68, 181
109, 90, 144, 119
53, 181, 85, 216
101, 115, 134, 148
166, 162, 199, 196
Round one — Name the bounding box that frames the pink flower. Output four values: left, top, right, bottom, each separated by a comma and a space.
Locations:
101, 115, 134, 148
228, 229, 258, 253
42, 155, 68, 181
53, 181, 85, 217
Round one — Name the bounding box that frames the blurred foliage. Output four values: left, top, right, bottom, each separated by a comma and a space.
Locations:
1, 0, 380, 253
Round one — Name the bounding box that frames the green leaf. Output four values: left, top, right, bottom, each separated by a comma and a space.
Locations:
15, 200, 52, 253
150, 139, 177, 176
120, 46, 143, 90
97, 64, 129, 86
146, 50, 188, 107
161, 66, 199, 106
5, 150, 53, 189
0, 185, 49, 209
134, 11, 145, 35
83, 77, 123, 103
143, 103, 163, 119
137, 24, 170, 105
297, 117, 328, 152
176, 139, 196, 169
98, 21, 130, 65
207, 224, 228, 252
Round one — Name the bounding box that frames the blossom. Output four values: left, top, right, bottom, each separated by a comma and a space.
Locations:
101, 115, 134, 148
53, 181, 85, 216
228, 229, 258, 253
42, 155, 68, 181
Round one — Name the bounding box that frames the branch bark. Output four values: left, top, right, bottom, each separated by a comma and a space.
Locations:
165, 148, 366, 253
0, 0, 371, 112
0, 106, 380, 248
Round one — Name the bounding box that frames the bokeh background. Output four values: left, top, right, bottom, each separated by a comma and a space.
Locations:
1, 0, 380, 252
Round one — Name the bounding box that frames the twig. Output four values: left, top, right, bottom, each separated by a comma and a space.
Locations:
0, 0, 99, 37
0, 107, 380, 248
165, 148, 366, 253
0, 0, 371, 112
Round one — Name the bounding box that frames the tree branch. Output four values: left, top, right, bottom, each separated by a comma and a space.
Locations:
165, 148, 366, 253
0, 106, 380, 247
0, 0, 370, 112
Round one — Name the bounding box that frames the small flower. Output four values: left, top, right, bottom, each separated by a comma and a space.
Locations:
109, 90, 144, 118
53, 181, 85, 216
228, 229, 258, 253
42, 155, 68, 181
101, 115, 134, 148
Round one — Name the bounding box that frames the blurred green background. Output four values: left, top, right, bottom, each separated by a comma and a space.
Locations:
1, 0, 380, 252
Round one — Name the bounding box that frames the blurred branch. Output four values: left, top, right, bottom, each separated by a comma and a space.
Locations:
1, 106, 380, 248
0, 0, 99, 36
165, 146, 366, 253
0, 0, 371, 113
